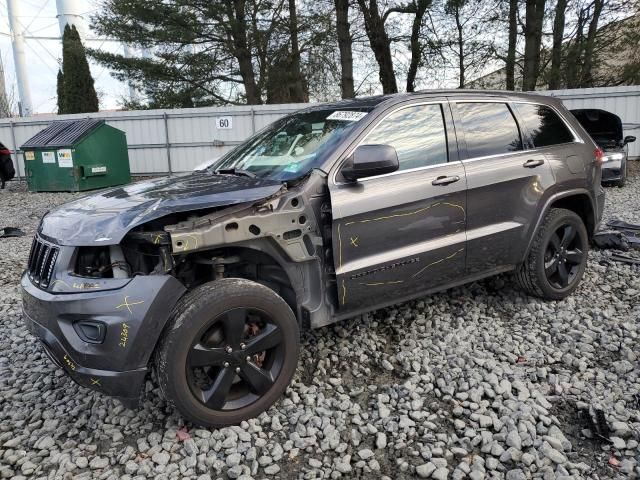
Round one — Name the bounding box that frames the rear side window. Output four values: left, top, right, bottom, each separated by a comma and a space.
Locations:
516, 103, 574, 147
363, 104, 448, 171
457, 103, 523, 158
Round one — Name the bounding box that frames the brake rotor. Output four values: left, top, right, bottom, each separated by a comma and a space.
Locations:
247, 322, 267, 368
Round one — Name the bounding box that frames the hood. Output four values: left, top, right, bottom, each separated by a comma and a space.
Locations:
39, 172, 283, 246
571, 108, 623, 149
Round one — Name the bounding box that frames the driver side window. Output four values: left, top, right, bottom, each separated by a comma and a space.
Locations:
363, 104, 448, 172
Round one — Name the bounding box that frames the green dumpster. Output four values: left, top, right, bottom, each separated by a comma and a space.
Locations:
21, 119, 131, 192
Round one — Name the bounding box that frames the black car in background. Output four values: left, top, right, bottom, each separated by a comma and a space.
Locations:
571, 108, 636, 186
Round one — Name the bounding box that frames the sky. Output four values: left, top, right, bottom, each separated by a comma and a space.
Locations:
0, 0, 130, 114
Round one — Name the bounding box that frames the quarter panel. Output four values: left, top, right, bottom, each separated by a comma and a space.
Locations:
463, 150, 555, 273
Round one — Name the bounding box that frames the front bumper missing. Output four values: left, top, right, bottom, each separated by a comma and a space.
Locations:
21, 273, 186, 404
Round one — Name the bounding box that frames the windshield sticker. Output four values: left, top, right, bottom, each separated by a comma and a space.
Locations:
326, 111, 368, 122
284, 163, 302, 173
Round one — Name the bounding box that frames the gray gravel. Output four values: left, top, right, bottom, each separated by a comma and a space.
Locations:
1, 165, 639, 479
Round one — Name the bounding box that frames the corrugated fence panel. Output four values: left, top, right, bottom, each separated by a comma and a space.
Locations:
0, 104, 304, 179
169, 145, 237, 172
542, 86, 640, 159
128, 147, 168, 174
3, 90, 637, 178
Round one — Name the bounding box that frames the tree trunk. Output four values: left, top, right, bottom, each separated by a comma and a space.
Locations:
335, 0, 355, 98
288, 0, 307, 101
581, 0, 603, 87
522, 0, 546, 91
548, 0, 567, 90
406, 0, 430, 92
565, 8, 586, 89
505, 0, 517, 90
453, 3, 464, 88
229, 0, 261, 104
357, 0, 398, 94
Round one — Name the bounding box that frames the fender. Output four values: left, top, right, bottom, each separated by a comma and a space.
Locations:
521, 187, 598, 262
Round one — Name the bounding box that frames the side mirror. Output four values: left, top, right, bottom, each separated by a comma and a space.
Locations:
341, 144, 399, 181
624, 135, 636, 145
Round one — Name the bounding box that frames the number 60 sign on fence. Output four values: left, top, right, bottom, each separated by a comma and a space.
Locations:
215, 116, 233, 129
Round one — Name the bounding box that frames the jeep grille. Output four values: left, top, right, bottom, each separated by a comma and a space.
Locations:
27, 236, 59, 289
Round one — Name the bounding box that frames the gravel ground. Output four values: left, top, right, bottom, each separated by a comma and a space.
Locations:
1, 165, 639, 480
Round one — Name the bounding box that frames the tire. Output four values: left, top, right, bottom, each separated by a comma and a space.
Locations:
516, 208, 589, 300
155, 278, 299, 427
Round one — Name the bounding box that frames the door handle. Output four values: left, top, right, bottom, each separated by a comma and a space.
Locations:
523, 159, 545, 168
432, 175, 460, 186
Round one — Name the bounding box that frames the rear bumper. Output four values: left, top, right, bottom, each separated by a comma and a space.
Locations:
21, 272, 186, 404
602, 160, 623, 181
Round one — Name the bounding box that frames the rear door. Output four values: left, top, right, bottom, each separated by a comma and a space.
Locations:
451, 99, 556, 274
329, 100, 467, 313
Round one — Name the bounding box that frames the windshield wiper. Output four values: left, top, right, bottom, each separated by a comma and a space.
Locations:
214, 168, 257, 178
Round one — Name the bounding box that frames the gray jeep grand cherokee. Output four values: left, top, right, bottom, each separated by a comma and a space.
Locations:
22, 91, 605, 426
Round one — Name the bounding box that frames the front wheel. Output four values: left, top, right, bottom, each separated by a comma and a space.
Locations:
155, 278, 300, 427
515, 208, 589, 300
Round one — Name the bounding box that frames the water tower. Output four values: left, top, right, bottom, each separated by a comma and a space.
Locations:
56, 0, 86, 38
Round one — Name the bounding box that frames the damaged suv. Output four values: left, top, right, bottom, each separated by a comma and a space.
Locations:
22, 91, 604, 426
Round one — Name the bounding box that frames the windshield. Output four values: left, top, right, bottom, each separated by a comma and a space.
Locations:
209, 108, 371, 181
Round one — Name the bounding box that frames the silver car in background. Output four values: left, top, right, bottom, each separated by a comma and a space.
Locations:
571, 108, 636, 186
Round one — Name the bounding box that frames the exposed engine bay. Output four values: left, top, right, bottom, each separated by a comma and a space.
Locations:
67, 171, 336, 329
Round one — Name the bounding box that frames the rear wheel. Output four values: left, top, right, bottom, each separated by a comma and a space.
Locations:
516, 208, 589, 300
155, 278, 299, 427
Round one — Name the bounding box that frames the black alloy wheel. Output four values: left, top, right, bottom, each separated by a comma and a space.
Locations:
156, 278, 299, 427
543, 223, 585, 289
515, 208, 589, 300
186, 307, 284, 411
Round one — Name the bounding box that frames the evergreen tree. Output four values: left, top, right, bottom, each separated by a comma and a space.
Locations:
56, 69, 64, 114
90, 0, 337, 107
59, 25, 99, 113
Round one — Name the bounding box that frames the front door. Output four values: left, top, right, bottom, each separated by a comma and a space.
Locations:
329, 101, 467, 313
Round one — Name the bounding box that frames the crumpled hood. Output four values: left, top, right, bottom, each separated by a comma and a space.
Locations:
39, 172, 283, 246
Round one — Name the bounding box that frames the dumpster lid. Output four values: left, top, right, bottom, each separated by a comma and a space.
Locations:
21, 119, 104, 148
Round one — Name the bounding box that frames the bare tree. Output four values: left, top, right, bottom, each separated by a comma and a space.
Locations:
406, 0, 432, 92
226, 0, 262, 104
356, 0, 398, 93
562, 0, 630, 88
288, 0, 307, 101
505, 0, 518, 90
335, 0, 355, 98
522, 0, 546, 91
431, 0, 495, 88
581, 0, 604, 86
548, 0, 568, 89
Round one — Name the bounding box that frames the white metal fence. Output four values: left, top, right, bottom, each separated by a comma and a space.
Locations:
2, 86, 639, 179
0, 103, 305, 180
542, 85, 640, 159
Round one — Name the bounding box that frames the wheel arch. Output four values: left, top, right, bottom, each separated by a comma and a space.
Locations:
177, 239, 330, 331
522, 189, 597, 262
548, 193, 596, 237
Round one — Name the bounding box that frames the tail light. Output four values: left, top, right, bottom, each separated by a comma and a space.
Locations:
595, 147, 605, 165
